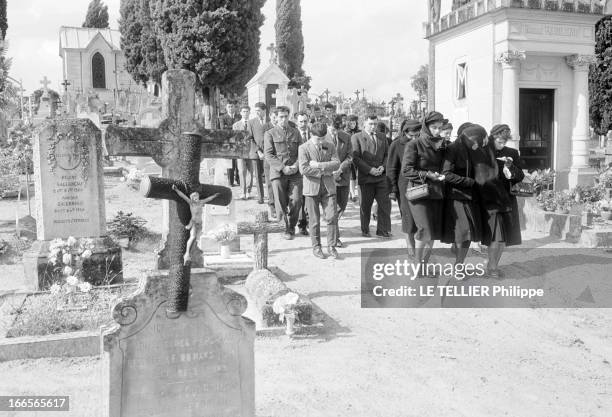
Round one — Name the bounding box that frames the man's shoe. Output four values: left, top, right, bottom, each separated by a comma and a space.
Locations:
362, 231, 371, 238
283, 232, 294, 240
300, 228, 309, 236
258, 199, 265, 204
328, 247, 339, 259
313, 246, 326, 259
376, 231, 391, 238
335, 239, 344, 248
245, 192, 251, 200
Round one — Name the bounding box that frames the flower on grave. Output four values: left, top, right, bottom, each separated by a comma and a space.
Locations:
49, 283, 61, 295
81, 249, 92, 259
62, 253, 73, 265
272, 292, 300, 323
207, 223, 238, 243
63, 266, 74, 276
78, 282, 92, 293
66, 275, 79, 286
66, 236, 78, 247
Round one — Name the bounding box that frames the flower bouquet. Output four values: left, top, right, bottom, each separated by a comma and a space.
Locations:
272, 292, 300, 336
207, 224, 238, 258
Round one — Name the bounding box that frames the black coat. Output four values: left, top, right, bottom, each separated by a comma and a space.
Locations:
401, 133, 446, 199
386, 135, 411, 195
442, 137, 478, 201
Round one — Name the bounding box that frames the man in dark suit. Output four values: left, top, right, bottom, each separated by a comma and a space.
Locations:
298, 122, 340, 259
247, 102, 272, 205
351, 114, 391, 238
264, 106, 304, 239
219, 101, 241, 187
327, 116, 352, 248
295, 111, 311, 235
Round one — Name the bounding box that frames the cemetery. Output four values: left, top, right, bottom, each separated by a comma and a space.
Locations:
0, 1, 610, 416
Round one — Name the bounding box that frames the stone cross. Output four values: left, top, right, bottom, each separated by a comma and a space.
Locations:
105, 70, 251, 269
139, 132, 232, 315
60, 79, 71, 92
236, 211, 284, 270
267, 42, 277, 64
40, 76, 51, 98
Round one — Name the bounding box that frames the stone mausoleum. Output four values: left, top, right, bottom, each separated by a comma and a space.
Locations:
425, 0, 610, 189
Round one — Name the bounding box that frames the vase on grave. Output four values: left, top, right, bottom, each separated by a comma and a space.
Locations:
220, 242, 231, 259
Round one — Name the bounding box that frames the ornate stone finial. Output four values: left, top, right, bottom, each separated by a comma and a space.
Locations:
40, 76, 51, 99
496, 50, 527, 66
566, 54, 596, 71
266, 43, 278, 65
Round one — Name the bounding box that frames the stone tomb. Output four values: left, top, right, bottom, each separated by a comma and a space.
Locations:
102, 270, 255, 417
23, 119, 121, 289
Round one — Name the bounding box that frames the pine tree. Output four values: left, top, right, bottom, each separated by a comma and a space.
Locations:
275, 0, 310, 90
151, 0, 265, 128
0, 0, 7, 40
83, 0, 109, 29
589, 16, 612, 135
120, 0, 166, 85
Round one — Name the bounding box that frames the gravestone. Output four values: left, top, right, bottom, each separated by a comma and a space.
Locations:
102, 270, 255, 417
22, 119, 122, 289
200, 160, 240, 254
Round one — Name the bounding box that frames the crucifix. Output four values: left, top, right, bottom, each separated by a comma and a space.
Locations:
323, 88, 330, 103
40, 76, 51, 99
105, 69, 252, 271
354, 89, 360, 101
267, 42, 278, 64
60, 79, 71, 92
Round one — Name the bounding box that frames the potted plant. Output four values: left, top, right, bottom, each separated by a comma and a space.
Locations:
107, 211, 148, 249
272, 292, 300, 336
531, 168, 556, 195
207, 224, 237, 259
598, 199, 612, 221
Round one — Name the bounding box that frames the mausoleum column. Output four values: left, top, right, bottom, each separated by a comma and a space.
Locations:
566, 54, 596, 187
496, 50, 525, 149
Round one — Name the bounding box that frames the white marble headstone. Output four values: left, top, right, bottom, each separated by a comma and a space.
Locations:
33, 119, 106, 240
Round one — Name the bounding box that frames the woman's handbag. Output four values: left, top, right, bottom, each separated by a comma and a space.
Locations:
406, 183, 430, 201
510, 181, 534, 197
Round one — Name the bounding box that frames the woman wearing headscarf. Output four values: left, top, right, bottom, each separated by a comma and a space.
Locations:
402, 111, 447, 272
476, 124, 524, 278
345, 115, 361, 202
442, 124, 486, 264
387, 119, 420, 256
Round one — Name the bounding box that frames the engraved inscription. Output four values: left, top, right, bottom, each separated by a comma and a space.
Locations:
51, 175, 90, 225
119, 307, 243, 417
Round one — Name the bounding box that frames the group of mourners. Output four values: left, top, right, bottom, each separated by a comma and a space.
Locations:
219, 100, 525, 277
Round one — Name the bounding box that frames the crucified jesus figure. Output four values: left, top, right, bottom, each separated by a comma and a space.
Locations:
172, 184, 220, 265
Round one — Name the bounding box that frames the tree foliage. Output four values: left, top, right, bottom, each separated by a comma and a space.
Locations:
83, 0, 109, 29
452, 0, 471, 10
0, 40, 17, 112
31, 89, 60, 114
119, 0, 166, 85
275, 0, 310, 90
151, 0, 265, 127
589, 16, 612, 135
410, 64, 429, 101
0, 0, 7, 40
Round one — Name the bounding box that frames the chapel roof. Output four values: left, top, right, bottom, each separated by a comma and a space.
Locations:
59, 26, 121, 53
245, 62, 290, 88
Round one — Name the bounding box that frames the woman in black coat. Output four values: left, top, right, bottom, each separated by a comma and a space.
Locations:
345, 115, 361, 202
402, 111, 447, 270
442, 124, 486, 264
387, 119, 420, 256
477, 124, 525, 278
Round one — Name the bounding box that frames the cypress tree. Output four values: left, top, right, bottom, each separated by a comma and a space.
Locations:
589, 16, 612, 135
83, 0, 110, 29
275, 0, 310, 90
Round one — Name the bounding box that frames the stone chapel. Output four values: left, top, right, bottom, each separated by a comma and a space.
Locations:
425, 0, 609, 189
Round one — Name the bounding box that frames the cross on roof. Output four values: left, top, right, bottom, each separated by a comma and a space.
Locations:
267, 43, 278, 64
61, 79, 71, 90
40, 76, 51, 91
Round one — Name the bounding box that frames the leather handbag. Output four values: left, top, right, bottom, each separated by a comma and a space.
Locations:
510, 181, 534, 197
406, 183, 430, 201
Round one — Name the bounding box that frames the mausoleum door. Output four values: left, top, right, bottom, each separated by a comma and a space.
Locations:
519, 89, 554, 171
265, 83, 279, 108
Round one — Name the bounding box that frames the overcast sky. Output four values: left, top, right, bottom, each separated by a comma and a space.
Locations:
7, 0, 430, 103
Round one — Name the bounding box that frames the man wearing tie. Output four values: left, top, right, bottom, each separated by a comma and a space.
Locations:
327, 116, 352, 248
233, 105, 253, 200
247, 102, 272, 205
351, 114, 391, 238
296, 111, 311, 236
264, 106, 304, 239
220, 101, 241, 187
298, 122, 340, 259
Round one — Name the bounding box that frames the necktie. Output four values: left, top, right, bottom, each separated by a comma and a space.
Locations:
333, 134, 337, 147
303, 131, 308, 143
371, 133, 377, 154
243, 121, 248, 131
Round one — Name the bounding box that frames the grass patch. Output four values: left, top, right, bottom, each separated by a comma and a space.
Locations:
6, 284, 138, 338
